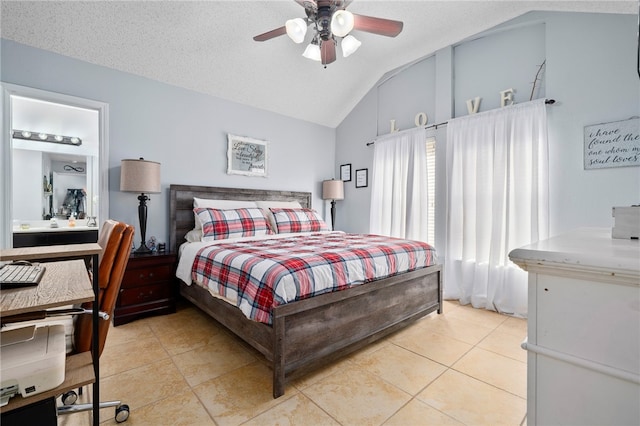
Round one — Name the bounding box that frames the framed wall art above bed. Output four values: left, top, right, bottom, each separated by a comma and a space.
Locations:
227, 134, 268, 177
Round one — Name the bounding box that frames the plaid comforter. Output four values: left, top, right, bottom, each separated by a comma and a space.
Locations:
191, 233, 435, 324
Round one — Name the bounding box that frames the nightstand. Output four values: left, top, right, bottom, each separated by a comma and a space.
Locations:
113, 251, 177, 326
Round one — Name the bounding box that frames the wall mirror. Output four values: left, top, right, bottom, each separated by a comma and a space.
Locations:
1, 83, 109, 248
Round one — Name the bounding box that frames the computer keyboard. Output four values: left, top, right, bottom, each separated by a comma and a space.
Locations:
0, 263, 46, 288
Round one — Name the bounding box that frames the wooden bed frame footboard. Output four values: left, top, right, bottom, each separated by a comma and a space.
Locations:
170, 184, 443, 398
180, 265, 441, 397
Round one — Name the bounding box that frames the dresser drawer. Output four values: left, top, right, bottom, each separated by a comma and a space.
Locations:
118, 282, 172, 307
122, 264, 174, 288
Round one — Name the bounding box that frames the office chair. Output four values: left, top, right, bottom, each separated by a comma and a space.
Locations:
57, 220, 134, 423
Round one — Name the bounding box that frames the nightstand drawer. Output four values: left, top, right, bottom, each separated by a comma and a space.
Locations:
118, 283, 172, 306
122, 264, 173, 288
114, 252, 177, 326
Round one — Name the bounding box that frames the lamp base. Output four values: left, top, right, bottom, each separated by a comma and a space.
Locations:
135, 193, 151, 255
330, 200, 337, 231
134, 243, 152, 255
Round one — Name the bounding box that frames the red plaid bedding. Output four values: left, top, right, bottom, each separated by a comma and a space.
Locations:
191, 233, 435, 324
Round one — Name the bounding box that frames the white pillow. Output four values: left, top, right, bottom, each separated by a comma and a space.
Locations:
192, 197, 259, 229
255, 200, 303, 233
184, 229, 203, 242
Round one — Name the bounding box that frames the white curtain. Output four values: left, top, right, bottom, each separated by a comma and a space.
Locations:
445, 99, 549, 317
370, 127, 429, 242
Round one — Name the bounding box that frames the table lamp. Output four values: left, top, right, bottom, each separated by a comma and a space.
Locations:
120, 158, 161, 254
322, 179, 344, 231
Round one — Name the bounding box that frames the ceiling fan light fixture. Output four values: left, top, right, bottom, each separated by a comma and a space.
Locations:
341, 34, 361, 57
303, 42, 321, 62
253, 3, 403, 67
285, 18, 307, 43
331, 10, 354, 37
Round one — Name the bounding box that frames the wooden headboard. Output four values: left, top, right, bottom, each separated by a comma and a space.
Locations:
169, 184, 312, 252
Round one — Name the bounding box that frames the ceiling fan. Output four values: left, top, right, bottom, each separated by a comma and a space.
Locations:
253, 0, 403, 66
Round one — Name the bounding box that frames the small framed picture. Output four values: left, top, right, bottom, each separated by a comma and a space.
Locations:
340, 163, 352, 182
355, 168, 368, 188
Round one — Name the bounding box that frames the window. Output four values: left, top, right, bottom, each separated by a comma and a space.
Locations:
369, 128, 433, 244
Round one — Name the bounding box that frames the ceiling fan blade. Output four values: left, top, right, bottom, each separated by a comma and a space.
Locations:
321, 40, 336, 65
352, 14, 403, 37
253, 26, 287, 42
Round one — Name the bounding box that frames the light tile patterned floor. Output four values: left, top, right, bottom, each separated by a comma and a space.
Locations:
58, 300, 528, 426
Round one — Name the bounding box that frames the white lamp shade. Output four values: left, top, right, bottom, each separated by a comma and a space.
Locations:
322, 179, 344, 200
120, 158, 161, 193
331, 10, 354, 37
341, 35, 361, 57
285, 18, 307, 44
302, 43, 321, 61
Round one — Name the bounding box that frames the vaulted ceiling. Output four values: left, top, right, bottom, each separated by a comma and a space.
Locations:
1, 1, 635, 127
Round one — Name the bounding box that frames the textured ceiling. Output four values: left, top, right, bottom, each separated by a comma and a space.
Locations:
1, 1, 636, 128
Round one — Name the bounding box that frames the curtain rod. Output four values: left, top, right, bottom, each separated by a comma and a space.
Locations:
366, 98, 556, 146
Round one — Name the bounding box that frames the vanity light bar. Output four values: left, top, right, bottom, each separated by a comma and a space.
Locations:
12, 130, 82, 146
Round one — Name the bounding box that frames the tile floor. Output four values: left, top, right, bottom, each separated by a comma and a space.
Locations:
58, 299, 528, 426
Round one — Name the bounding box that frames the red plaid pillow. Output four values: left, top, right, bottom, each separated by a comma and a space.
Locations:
194, 208, 273, 241
270, 208, 330, 234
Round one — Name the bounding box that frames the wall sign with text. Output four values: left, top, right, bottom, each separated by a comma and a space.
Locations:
227, 134, 268, 177
584, 117, 639, 170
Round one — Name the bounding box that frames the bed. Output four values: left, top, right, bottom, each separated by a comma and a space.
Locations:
169, 184, 442, 398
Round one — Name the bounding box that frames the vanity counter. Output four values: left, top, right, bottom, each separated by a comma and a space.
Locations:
13, 225, 96, 233
12, 221, 98, 248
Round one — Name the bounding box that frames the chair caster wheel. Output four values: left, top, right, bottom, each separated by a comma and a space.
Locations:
115, 404, 129, 423
62, 390, 78, 405
115, 404, 130, 423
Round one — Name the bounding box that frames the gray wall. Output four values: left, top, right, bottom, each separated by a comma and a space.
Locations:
453, 22, 546, 117
336, 11, 640, 256
1, 39, 336, 245
544, 12, 640, 234
377, 57, 437, 136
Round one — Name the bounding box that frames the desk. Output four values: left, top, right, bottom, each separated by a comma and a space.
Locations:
1, 260, 94, 316
0, 244, 101, 425
0, 243, 101, 262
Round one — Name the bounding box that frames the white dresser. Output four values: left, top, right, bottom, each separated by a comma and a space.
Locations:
509, 228, 640, 425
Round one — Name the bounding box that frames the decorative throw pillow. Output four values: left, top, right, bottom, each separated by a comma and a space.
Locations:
194, 207, 273, 241
192, 198, 259, 230
255, 200, 303, 233
270, 208, 330, 234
